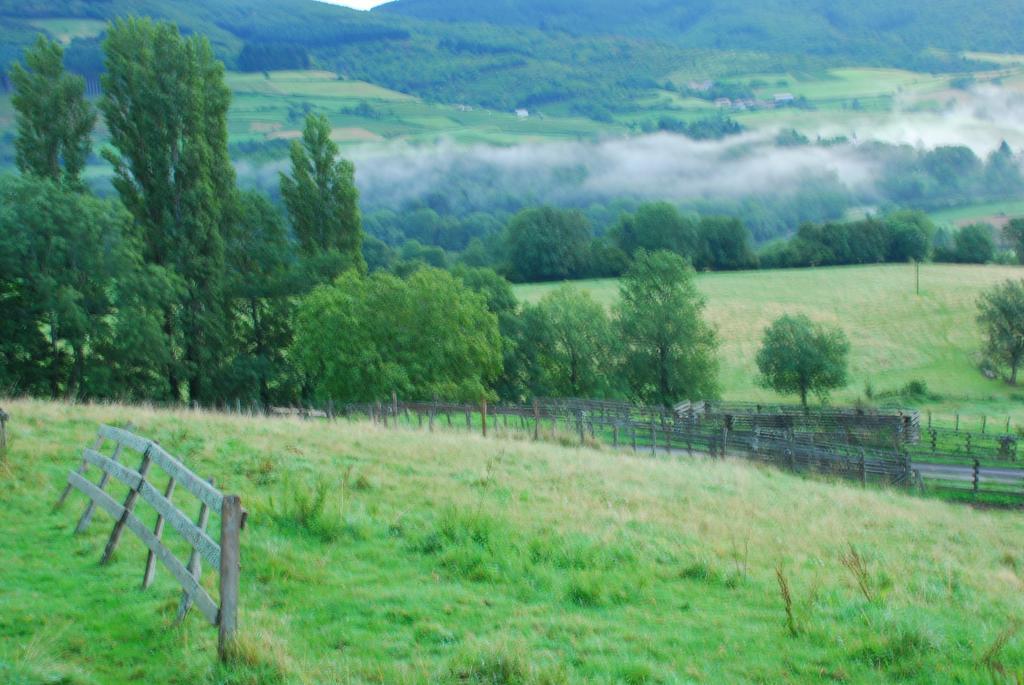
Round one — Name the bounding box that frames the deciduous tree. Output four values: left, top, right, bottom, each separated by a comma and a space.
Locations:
977, 280, 1024, 385
756, 314, 850, 408
616, 250, 718, 405
9, 35, 95, 188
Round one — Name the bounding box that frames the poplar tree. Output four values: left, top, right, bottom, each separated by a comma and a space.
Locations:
280, 113, 365, 278
9, 35, 95, 188
101, 18, 236, 402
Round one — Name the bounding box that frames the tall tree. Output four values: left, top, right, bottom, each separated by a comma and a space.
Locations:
616, 250, 719, 406
9, 35, 95, 188
0, 175, 151, 399
280, 113, 365, 278
101, 18, 237, 402
292, 268, 501, 402
756, 314, 850, 408
977, 280, 1024, 385
504, 207, 591, 282
223, 191, 300, 407
1005, 219, 1024, 265
527, 286, 618, 398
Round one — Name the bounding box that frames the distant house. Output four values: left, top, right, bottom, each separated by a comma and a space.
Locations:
774, 93, 795, 105
515, 108, 530, 118
456, 104, 474, 112
713, 98, 732, 108
688, 79, 713, 92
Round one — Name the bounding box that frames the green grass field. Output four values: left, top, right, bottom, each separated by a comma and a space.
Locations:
515, 264, 1024, 423
2, 399, 1024, 683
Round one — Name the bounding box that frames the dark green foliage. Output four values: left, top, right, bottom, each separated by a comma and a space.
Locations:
0, 175, 166, 399
935, 224, 995, 264
222, 191, 300, 406
1003, 219, 1024, 265
504, 207, 591, 282
8, 35, 94, 188
280, 113, 365, 276
976, 280, 1024, 385
101, 18, 237, 403
292, 268, 502, 402
616, 251, 719, 406
756, 314, 850, 407
648, 115, 743, 140
518, 287, 619, 398
764, 212, 935, 268
237, 42, 309, 71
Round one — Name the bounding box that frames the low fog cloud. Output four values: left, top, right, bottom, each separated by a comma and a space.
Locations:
235, 84, 1024, 209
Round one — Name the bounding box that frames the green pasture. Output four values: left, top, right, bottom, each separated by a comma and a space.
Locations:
2, 399, 1024, 683
515, 264, 1024, 422
929, 200, 1024, 227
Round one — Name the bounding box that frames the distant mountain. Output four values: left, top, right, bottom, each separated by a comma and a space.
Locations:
0, 0, 1015, 115
376, 0, 1024, 56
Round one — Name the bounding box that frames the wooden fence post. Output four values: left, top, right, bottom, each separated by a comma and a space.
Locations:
578, 411, 585, 445
176, 479, 214, 624
0, 408, 7, 456
955, 413, 959, 432
101, 447, 154, 565
392, 392, 399, 429
982, 415, 987, 434
481, 400, 488, 438
972, 458, 980, 498
429, 396, 436, 433
533, 400, 540, 441
218, 495, 243, 662
142, 477, 177, 589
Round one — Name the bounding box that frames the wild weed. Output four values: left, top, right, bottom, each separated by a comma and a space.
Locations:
840, 543, 874, 603
775, 565, 799, 637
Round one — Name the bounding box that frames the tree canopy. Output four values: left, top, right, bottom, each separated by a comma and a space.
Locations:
616, 250, 719, 406
9, 35, 94, 188
977, 280, 1024, 385
756, 314, 850, 408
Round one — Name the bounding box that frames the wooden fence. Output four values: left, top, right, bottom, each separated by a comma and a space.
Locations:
55, 424, 245, 660
0, 406, 7, 455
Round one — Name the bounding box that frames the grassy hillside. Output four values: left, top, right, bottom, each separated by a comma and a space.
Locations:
2, 399, 1024, 683
515, 264, 1024, 421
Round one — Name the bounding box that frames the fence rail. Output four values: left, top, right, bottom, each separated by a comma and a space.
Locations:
56, 424, 246, 660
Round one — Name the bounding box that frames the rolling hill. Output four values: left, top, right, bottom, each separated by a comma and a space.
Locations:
2, 398, 1024, 682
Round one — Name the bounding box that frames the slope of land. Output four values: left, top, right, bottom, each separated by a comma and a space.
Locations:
515, 263, 1024, 421
1, 399, 1023, 683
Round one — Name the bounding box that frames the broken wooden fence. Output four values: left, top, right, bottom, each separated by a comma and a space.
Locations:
55, 424, 245, 660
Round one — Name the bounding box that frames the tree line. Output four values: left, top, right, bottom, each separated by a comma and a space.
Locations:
4, 26, 1024, 411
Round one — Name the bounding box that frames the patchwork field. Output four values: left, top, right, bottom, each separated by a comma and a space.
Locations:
515, 263, 1024, 423
2, 399, 1024, 683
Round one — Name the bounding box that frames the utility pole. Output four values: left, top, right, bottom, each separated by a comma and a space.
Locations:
915, 260, 920, 296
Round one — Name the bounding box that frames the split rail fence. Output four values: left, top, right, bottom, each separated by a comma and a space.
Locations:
55, 424, 246, 660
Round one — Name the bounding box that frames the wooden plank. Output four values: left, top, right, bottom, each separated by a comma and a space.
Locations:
68, 471, 125, 521
143, 478, 176, 589
98, 424, 152, 454
55, 434, 104, 510
76, 441, 131, 534
147, 443, 223, 514
82, 448, 142, 489
74, 466, 220, 623
176, 486, 213, 625
119, 503, 220, 624
137, 480, 221, 568
101, 449, 153, 565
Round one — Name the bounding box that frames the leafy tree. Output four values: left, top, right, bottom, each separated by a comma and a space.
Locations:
504, 207, 590, 282
612, 202, 698, 260
9, 35, 95, 188
936, 223, 995, 263
0, 175, 154, 398
884, 210, 932, 262
222, 191, 301, 407
527, 286, 618, 398
756, 314, 850, 408
696, 216, 757, 270
1004, 219, 1024, 265
292, 268, 502, 402
101, 18, 236, 403
616, 250, 718, 405
280, 113, 365, 276
977, 280, 1024, 385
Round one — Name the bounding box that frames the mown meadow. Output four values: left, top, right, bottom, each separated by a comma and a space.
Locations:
515, 263, 1024, 424
2, 399, 1024, 684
